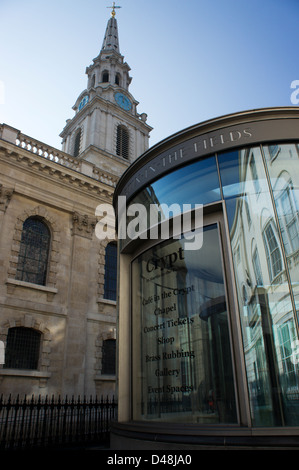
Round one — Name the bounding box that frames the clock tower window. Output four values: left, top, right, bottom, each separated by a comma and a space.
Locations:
116, 125, 129, 160
115, 73, 121, 86
73, 129, 82, 157
102, 71, 109, 83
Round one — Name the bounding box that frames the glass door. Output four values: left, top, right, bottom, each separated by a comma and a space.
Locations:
131, 213, 238, 424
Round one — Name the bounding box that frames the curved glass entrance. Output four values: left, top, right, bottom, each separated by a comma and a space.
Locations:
113, 110, 299, 447
131, 222, 237, 423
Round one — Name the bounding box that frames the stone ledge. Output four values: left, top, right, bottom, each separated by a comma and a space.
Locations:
6, 278, 58, 301
95, 374, 116, 381
97, 298, 116, 306
0, 368, 51, 379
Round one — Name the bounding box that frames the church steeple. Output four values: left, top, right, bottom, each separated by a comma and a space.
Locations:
60, 4, 152, 177
101, 10, 120, 53
84, 6, 132, 93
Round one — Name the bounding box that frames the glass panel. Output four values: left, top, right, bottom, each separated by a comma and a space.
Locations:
263, 143, 299, 315
149, 156, 221, 208
131, 224, 237, 424
121, 156, 221, 250
218, 146, 299, 426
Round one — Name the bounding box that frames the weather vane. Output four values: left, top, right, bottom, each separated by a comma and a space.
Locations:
107, 2, 121, 18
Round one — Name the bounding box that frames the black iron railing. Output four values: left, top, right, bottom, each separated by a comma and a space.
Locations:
0, 394, 117, 450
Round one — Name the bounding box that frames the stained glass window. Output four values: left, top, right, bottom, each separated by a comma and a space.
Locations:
16, 217, 50, 286
4, 327, 41, 370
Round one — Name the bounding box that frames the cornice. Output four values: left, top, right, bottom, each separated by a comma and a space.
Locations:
0, 140, 115, 199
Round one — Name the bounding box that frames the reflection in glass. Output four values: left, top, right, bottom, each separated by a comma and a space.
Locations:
131, 225, 237, 424
218, 146, 299, 426
121, 157, 221, 250
149, 156, 221, 208
263, 144, 299, 316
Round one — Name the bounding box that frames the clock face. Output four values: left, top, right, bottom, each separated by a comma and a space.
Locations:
78, 95, 89, 111
114, 92, 132, 111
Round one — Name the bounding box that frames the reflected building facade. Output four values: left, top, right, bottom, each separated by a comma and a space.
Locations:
226, 143, 299, 427
112, 108, 299, 448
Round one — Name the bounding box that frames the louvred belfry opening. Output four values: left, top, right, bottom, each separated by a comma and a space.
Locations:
116, 125, 129, 159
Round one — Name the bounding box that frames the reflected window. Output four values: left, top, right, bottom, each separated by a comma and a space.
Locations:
277, 184, 299, 254
269, 145, 280, 160
252, 246, 263, 286
16, 217, 51, 286
277, 321, 297, 388
263, 221, 283, 281
244, 195, 252, 227
250, 153, 261, 194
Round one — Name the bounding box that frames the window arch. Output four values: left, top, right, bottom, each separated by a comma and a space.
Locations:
104, 242, 117, 301
116, 125, 129, 159
102, 338, 116, 375
4, 327, 41, 370
73, 129, 81, 157
16, 217, 51, 286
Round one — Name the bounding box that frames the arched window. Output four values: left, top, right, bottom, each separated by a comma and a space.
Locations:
102, 71, 109, 83
16, 217, 51, 286
4, 327, 41, 370
104, 242, 117, 301
102, 339, 116, 375
73, 129, 81, 157
263, 220, 283, 281
116, 125, 129, 159
276, 181, 299, 255
91, 74, 95, 88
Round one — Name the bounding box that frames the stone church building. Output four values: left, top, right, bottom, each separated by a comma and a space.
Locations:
0, 8, 152, 398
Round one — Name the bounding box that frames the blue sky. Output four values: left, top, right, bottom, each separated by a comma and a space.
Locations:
1, 0, 298, 150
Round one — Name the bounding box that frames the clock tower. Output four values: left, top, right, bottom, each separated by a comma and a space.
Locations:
60, 5, 152, 177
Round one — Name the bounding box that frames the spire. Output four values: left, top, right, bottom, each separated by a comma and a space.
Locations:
102, 3, 121, 53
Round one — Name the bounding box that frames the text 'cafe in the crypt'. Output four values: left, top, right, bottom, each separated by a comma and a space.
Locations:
111, 107, 299, 449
